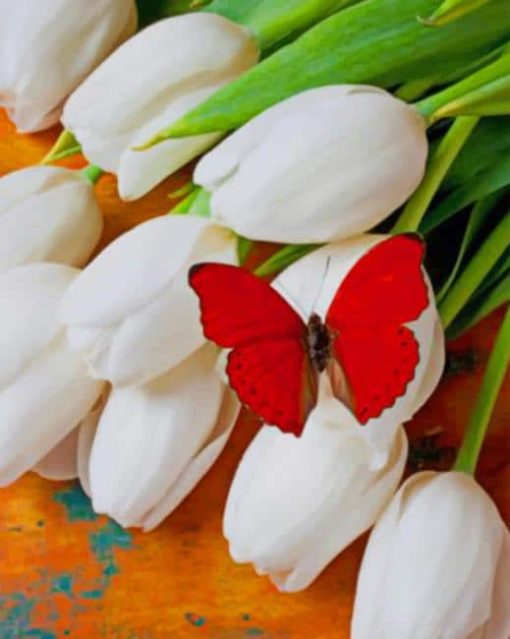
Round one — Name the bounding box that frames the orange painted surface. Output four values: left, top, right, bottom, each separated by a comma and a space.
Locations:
0, 109, 508, 639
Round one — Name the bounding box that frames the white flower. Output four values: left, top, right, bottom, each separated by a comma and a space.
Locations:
224, 383, 408, 593
83, 345, 239, 530
223, 235, 445, 591
0, 0, 137, 132
0, 166, 103, 272
62, 13, 259, 201
0, 264, 104, 486
352, 471, 510, 639
194, 85, 428, 243
61, 215, 237, 387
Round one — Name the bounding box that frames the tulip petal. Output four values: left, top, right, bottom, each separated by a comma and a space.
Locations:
140, 389, 240, 531
89, 346, 223, 527
270, 426, 408, 593
32, 427, 80, 481
77, 402, 104, 498
118, 88, 223, 201
0, 0, 137, 132
61, 216, 236, 386
0, 167, 103, 272
351, 472, 435, 639
224, 386, 407, 592
62, 13, 259, 194
480, 530, 510, 639
196, 86, 427, 243
352, 472, 506, 639
0, 264, 77, 387
0, 333, 103, 486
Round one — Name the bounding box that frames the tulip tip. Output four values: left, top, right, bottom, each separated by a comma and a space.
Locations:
416, 14, 437, 27
132, 136, 161, 151
416, 12, 442, 26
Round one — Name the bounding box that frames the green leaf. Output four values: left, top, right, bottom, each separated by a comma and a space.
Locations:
476, 247, 510, 296
442, 117, 510, 190
436, 194, 497, 302
421, 155, 510, 233
421, 0, 492, 26
206, 0, 358, 49
41, 130, 81, 164
416, 53, 510, 122
230, 0, 359, 50
204, 0, 266, 25
153, 0, 510, 138
446, 273, 510, 339
255, 244, 320, 278
438, 210, 510, 328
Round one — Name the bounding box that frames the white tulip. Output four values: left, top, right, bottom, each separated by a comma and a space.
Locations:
61, 215, 237, 387
0, 264, 104, 486
352, 471, 510, 639
0, 166, 103, 272
194, 85, 428, 243
85, 345, 239, 529
223, 235, 445, 591
0, 0, 137, 132
225, 383, 408, 593
62, 13, 259, 200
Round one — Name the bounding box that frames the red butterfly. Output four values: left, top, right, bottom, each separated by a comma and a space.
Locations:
189, 235, 428, 436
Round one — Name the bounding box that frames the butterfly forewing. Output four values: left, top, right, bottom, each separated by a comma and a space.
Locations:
189, 263, 318, 435
325, 236, 428, 423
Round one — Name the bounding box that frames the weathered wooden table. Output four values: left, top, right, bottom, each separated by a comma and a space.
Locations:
0, 109, 508, 639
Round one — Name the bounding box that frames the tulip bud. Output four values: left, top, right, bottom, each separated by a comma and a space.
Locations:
86, 345, 239, 529
0, 0, 137, 132
352, 472, 510, 639
194, 85, 428, 243
62, 14, 260, 200
224, 382, 408, 593
0, 264, 104, 486
0, 166, 103, 273
61, 215, 237, 387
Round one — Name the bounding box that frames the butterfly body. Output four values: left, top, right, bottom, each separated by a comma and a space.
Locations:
306, 313, 333, 373
189, 235, 429, 436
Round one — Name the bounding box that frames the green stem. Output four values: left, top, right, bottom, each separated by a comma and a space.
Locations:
394, 78, 436, 102
80, 164, 104, 186
254, 243, 320, 278
439, 211, 510, 328
415, 53, 510, 123
454, 305, 510, 474
391, 116, 478, 233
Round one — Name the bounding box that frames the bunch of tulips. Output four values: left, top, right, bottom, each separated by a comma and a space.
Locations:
0, 0, 509, 636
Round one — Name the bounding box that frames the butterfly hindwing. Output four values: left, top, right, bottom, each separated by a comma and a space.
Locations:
331, 324, 420, 423
227, 340, 318, 436
189, 263, 317, 435
325, 236, 428, 423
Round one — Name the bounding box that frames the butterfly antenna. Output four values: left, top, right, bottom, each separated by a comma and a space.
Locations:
308, 256, 331, 315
